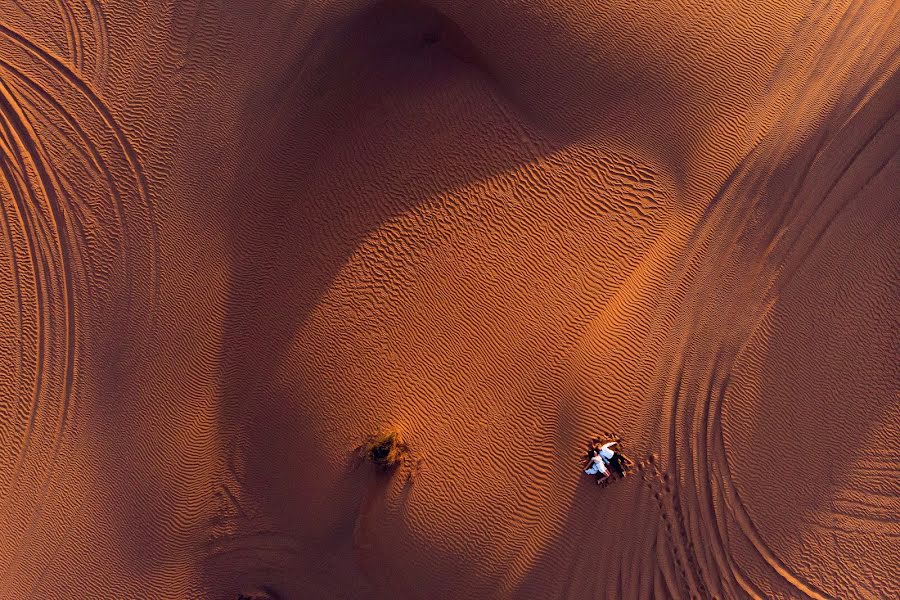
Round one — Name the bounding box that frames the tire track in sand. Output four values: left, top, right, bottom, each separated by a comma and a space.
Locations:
652, 20, 898, 599
20, 0, 110, 85
0, 73, 79, 580
0, 16, 155, 588
0, 19, 160, 322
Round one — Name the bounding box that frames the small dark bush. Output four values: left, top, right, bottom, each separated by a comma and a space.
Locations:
364, 428, 408, 469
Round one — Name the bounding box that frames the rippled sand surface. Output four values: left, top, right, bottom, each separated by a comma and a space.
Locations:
0, 1, 897, 598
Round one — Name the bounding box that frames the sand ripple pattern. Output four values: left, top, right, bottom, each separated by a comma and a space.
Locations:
648, 5, 899, 597
0, 11, 154, 592
3, 0, 109, 86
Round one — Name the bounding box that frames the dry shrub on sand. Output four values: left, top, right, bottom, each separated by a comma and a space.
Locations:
363, 428, 410, 469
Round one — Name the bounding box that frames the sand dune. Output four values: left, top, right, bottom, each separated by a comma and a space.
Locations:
0, 0, 897, 598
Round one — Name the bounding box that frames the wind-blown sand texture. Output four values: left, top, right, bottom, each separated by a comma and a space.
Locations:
0, 1, 897, 598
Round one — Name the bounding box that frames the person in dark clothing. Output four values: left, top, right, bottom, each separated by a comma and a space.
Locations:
584, 438, 631, 483
606, 450, 628, 477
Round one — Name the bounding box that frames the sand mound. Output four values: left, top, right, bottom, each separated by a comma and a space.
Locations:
0, 0, 896, 598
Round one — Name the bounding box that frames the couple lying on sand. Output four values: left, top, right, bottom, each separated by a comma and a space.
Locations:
583, 440, 629, 485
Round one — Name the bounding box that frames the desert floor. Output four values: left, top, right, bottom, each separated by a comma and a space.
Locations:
0, 1, 897, 598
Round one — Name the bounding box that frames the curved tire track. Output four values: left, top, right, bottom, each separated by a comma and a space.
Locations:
653, 11, 898, 598
0, 14, 155, 591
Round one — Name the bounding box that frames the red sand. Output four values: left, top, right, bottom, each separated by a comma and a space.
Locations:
0, 1, 897, 598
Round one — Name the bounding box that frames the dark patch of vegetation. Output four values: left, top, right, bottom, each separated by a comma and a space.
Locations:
364, 428, 408, 469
